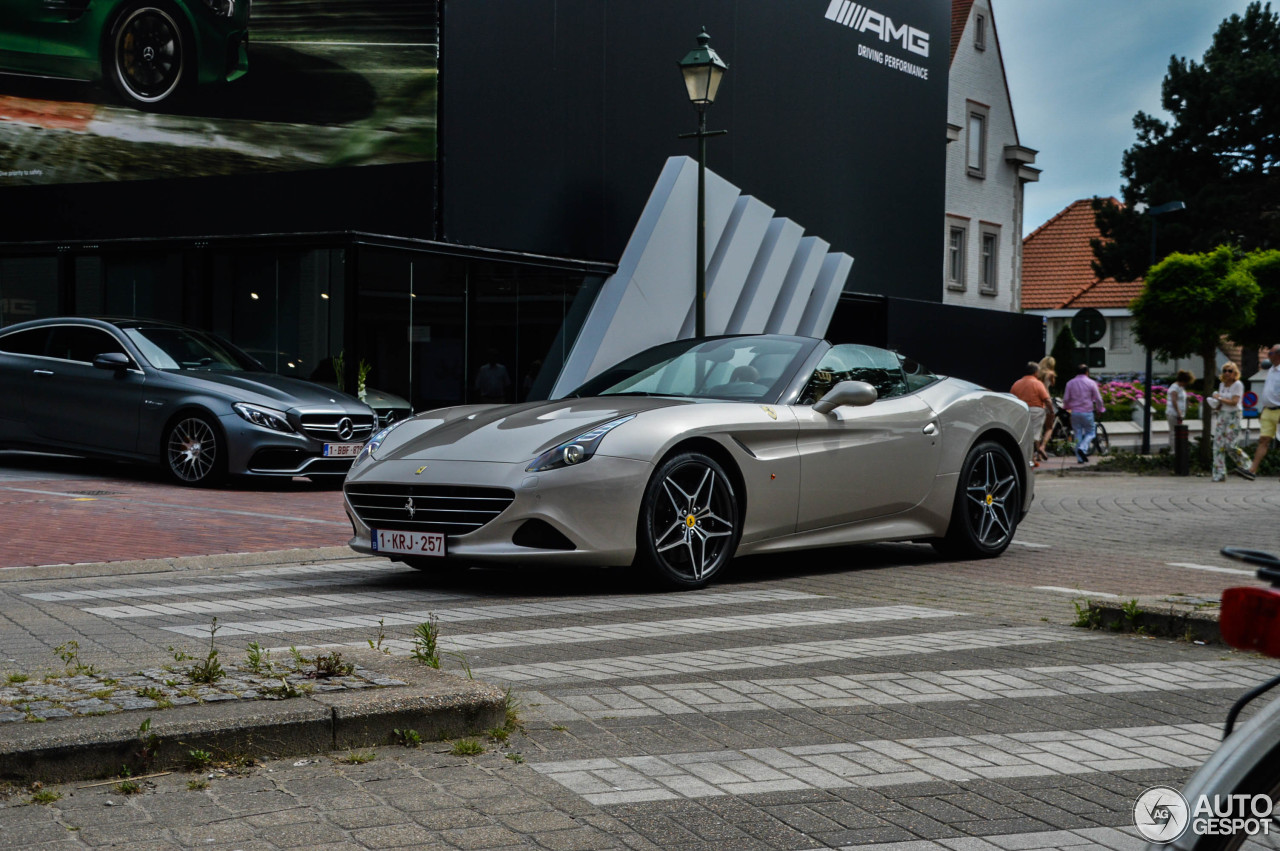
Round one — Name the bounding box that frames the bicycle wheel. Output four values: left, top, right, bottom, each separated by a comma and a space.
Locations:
1093, 422, 1110, 456
1049, 418, 1074, 457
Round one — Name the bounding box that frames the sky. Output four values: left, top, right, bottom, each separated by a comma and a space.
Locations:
995, 0, 1256, 235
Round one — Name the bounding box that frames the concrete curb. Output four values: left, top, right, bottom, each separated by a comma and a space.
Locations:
0, 547, 364, 583
1086, 600, 1221, 644
0, 650, 506, 784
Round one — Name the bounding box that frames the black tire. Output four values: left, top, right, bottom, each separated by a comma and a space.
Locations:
635, 451, 741, 590
108, 4, 188, 106
163, 412, 226, 487
933, 440, 1020, 559
1092, 422, 1110, 456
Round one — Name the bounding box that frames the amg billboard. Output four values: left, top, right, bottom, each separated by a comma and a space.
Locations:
439, 0, 949, 302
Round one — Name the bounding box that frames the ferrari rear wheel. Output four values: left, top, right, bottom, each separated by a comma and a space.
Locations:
636, 452, 741, 590
934, 440, 1019, 559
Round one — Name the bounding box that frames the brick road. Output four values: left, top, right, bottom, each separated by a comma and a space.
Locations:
0, 453, 1277, 849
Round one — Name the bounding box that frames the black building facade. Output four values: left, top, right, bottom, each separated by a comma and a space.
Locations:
1, 0, 1027, 406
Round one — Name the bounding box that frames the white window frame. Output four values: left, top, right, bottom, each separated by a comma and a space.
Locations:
1109, 317, 1132, 353
974, 13, 986, 50
979, 227, 999, 295
966, 102, 989, 179
947, 225, 967, 291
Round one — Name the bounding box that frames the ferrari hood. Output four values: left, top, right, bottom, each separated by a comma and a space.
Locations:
383, 396, 693, 463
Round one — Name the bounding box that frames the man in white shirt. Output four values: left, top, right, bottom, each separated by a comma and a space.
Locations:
1249, 344, 1280, 477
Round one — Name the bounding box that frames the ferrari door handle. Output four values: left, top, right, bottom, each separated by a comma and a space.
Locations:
32, 369, 53, 376
922, 423, 938, 435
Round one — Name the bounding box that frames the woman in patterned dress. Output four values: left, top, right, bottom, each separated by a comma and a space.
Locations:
1210, 362, 1255, 481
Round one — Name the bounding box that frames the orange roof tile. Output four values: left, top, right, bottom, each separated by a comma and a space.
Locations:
1022, 198, 1140, 310
951, 0, 974, 64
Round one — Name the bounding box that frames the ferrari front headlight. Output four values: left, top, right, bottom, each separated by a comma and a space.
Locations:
354, 418, 410, 468
525, 415, 635, 473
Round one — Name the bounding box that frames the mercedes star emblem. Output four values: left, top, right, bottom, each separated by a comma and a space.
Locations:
336, 417, 354, 440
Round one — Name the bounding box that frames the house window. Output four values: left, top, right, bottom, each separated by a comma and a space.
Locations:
966, 108, 987, 177
1109, 317, 1131, 353
974, 13, 986, 50
980, 230, 998, 294
947, 226, 966, 290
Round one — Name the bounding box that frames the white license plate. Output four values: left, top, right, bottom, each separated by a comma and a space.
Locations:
372, 529, 446, 557
324, 442, 364, 457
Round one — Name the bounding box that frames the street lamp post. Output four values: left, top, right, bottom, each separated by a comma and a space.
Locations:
1141, 200, 1187, 454
678, 28, 728, 339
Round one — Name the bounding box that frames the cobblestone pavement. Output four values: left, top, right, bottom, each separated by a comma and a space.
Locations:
0, 461, 1277, 849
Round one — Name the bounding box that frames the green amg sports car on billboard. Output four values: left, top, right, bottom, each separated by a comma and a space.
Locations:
0, 0, 249, 106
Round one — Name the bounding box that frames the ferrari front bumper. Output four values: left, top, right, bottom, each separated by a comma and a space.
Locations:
344, 454, 654, 567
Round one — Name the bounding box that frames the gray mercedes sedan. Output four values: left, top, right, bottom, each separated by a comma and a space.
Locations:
0, 317, 378, 486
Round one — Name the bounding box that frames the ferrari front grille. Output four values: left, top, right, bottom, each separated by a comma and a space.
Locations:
344, 484, 515, 536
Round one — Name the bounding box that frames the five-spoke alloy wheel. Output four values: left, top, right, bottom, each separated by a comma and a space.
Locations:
109, 5, 187, 106
935, 440, 1020, 558
636, 451, 741, 589
165, 413, 225, 486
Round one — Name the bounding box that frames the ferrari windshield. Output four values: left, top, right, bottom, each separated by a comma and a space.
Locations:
124, 326, 260, 372
570, 336, 815, 403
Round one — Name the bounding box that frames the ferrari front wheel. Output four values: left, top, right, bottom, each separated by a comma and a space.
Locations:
636, 452, 741, 590
934, 440, 1019, 559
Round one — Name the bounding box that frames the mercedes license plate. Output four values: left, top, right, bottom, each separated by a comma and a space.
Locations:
324, 442, 364, 457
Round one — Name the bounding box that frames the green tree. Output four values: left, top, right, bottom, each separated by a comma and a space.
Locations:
1093, 2, 1280, 281
1130, 246, 1261, 458
1234, 250, 1280, 374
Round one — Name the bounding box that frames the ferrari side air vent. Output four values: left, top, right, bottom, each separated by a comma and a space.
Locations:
512, 519, 576, 551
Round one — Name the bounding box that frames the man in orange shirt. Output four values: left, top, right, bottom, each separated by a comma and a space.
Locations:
1011, 361, 1051, 466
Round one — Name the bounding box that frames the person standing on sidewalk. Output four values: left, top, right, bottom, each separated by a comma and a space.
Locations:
1247, 344, 1280, 478
1209, 362, 1254, 481
1036, 356, 1058, 459
1166, 370, 1193, 451
1011, 362, 1052, 465
1062, 364, 1105, 463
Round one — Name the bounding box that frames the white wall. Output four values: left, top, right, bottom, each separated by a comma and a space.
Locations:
943, 0, 1026, 313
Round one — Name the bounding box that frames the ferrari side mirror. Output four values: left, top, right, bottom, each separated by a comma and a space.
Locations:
813, 380, 878, 415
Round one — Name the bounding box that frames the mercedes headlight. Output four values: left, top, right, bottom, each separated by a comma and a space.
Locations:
232, 402, 293, 432
525, 415, 635, 472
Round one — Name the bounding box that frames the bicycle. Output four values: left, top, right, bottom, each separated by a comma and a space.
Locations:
1046, 398, 1110, 459
1147, 548, 1280, 850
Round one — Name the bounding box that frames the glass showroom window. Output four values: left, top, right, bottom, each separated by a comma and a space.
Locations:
967, 109, 987, 178
948, 227, 966, 290
980, 231, 998, 294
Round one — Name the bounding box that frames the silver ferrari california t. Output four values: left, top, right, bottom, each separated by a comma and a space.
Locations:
343, 335, 1035, 589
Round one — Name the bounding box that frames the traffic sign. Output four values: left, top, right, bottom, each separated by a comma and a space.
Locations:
1071, 308, 1107, 345
1074, 346, 1106, 369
